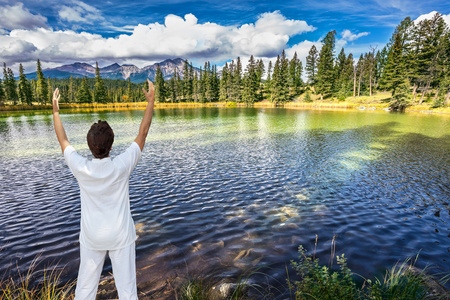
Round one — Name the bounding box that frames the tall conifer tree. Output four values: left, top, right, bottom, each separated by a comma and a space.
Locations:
316, 30, 337, 99
289, 51, 302, 95
154, 64, 165, 103
219, 63, 229, 102
36, 59, 48, 104
94, 62, 109, 103
77, 77, 92, 103
0, 78, 5, 105
18, 64, 33, 105
3, 63, 18, 105
306, 45, 319, 88
242, 55, 258, 104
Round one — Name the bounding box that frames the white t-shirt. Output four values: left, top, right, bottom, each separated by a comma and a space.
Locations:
64, 142, 141, 250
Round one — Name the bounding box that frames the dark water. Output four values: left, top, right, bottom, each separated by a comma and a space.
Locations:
1, 107, 449, 295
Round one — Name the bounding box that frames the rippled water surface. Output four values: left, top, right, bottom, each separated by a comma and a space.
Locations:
1, 107, 449, 295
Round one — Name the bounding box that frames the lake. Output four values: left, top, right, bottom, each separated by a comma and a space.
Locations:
0, 107, 449, 296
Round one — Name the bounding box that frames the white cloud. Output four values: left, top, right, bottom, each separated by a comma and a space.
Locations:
414, 11, 450, 26
334, 29, 370, 52
59, 6, 86, 23
0, 3, 47, 31
58, 1, 104, 24
341, 29, 370, 42
286, 40, 321, 61
1, 11, 316, 70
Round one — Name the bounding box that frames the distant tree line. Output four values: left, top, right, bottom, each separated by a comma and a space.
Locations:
1, 13, 449, 110
151, 52, 302, 106
0, 60, 146, 106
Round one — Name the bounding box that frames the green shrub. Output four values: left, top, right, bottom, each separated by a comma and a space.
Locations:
291, 245, 360, 300
290, 239, 449, 300
303, 91, 312, 102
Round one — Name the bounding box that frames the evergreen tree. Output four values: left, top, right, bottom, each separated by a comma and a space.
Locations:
304, 90, 312, 102
227, 60, 235, 101
383, 32, 406, 96
231, 57, 242, 102
365, 48, 377, 96
306, 45, 319, 88
335, 48, 347, 95
343, 53, 355, 97
94, 62, 109, 103
47, 77, 52, 104
289, 51, 302, 95
390, 77, 412, 110
271, 55, 281, 103
440, 31, 450, 105
203, 62, 214, 102
18, 64, 26, 104
183, 59, 193, 101
211, 65, 220, 101
176, 69, 183, 102
256, 59, 265, 101
316, 30, 337, 99
31, 79, 37, 102
281, 50, 290, 100
376, 47, 388, 85
76, 76, 92, 103
380, 17, 414, 97
412, 13, 447, 104
0, 78, 5, 105
169, 72, 177, 103
219, 63, 229, 101
3, 63, 19, 105
127, 78, 133, 102
36, 59, 48, 104
2, 64, 9, 102
355, 54, 365, 97
242, 55, 258, 104
265, 61, 273, 99
193, 70, 199, 102
271, 50, 290, 104
335, 49, 354, 99
271, 52, 290, 104
199, 66, 206, 103
68, 76, 75, 103
18, 64, 33, 105
188, 64, 194, 101
154, 64, 166, 102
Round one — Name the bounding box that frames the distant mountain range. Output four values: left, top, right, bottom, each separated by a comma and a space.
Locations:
25, 58, 195, 83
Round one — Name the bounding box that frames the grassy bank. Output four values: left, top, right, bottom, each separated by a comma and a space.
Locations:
1, 93, 450, 115
2, 243, 448, 300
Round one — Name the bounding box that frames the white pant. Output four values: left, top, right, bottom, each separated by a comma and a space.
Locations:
74, 243, 138, 300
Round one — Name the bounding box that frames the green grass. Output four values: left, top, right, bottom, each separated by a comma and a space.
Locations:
0, 256, 75, 300
1, 242, 448, 299
289, 236, 449, 300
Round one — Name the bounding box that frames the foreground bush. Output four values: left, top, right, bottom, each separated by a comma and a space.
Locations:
290, 237, 449, 300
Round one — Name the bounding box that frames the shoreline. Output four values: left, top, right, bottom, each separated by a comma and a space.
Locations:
1, 100, 450, 115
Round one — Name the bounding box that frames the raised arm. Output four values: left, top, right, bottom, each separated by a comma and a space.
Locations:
134, 79, 155, 151
52, 88, 70, 153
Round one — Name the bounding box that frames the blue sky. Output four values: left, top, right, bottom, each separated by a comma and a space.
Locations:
0, 0, 449, 73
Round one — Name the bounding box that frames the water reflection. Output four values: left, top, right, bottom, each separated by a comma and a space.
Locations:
0, 108, 449, 296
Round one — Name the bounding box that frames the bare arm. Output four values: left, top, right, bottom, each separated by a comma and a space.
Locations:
135, 79, 155, 151
52, 88, 70, 153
